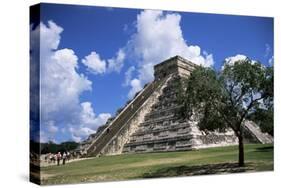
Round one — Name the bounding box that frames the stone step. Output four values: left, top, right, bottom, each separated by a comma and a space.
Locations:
132, 123, 191, 136
244, 121, 273, 144
125, 134, 193, 147
158, 91, 178, 99
123, 139, 193, 153
144, 105, 182, 120
123, 144, 193, 153
140, 115, 177, 126
148, 105, 182, 115
156, 98, 178, 105
151, 100, 180, 111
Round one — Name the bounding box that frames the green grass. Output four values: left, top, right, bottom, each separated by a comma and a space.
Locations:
41, 144, 273, 185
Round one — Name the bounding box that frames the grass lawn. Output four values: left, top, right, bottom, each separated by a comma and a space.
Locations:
41, 144, 273, 185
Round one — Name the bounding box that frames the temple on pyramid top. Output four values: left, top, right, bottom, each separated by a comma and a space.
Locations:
154, 55, 197, 79
78, 55, 273, 157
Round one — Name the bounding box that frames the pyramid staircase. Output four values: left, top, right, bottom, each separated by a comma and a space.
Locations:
85, 73, 172, 156
244, 121, 273, 144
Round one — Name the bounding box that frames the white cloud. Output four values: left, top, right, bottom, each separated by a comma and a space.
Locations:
80, 102, 96, 125
222, 54, 254, 70
268, 56, 274, 65
40, 21, 63, 52
222, 54, 267, 72
40, 131, 51, 143
41, 47, 92, 121
203, 51, 215, 67
224, 54, 247, 66
69, 127, 95, 143
108, 49, 126, 73
80, 102, 111, 130
39, 121, 59, 143
69, 101, 111, 142
128, 78, 142, 99
125, 10, 215, 98
30, 21, 111, 143
123, 66, 135, 86
46, 121, 59, 134
82, 51, 107, 74
79, 10, 215, 99
82, 49, 126, 74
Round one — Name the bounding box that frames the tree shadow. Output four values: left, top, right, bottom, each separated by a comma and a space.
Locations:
254, 146, 273, 153
142, 162, 253, 178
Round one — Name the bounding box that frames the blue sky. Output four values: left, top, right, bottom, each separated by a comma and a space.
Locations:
30, 3, 273, 143
40, 5, 139, 115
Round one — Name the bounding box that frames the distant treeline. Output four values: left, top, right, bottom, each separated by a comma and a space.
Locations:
30, 140, 79, 154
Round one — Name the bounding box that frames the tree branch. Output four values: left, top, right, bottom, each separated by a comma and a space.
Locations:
238, 95, 264, 127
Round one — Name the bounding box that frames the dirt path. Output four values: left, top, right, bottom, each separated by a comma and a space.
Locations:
40, 157, 92, 167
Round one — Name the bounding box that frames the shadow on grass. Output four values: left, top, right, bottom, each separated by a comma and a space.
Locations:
254, 146, 273, 153
142, 162, 253, 178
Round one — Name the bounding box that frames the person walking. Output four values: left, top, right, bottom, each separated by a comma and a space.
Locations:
67, 151, 71, 161
62, 152, 67, 165
57, 152, 61, 166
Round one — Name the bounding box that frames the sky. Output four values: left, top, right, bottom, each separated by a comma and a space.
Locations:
30, 3, 274, 143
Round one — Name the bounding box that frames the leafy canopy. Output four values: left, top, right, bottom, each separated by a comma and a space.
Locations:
180, 58, 273, 135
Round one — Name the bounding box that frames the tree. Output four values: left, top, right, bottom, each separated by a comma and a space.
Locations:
179, 58, 273, 166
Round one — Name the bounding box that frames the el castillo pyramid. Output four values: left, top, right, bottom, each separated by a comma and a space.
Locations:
79, 56, 273, 157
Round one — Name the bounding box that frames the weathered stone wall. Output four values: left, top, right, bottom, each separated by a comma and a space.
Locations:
154, 56, 196, 79
123, 76, 196, 153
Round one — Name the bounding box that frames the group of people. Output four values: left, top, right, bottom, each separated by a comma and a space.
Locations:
45, 152, 71, 166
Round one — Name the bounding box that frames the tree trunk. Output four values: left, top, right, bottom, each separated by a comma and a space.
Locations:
238, 134, 245, 167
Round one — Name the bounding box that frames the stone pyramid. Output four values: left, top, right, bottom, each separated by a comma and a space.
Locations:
81, 56, 272, 157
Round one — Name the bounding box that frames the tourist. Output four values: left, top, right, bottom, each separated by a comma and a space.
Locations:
62, 152, 67, 165
48, 153, 52, 164
67, 151, 71, 161
53, 154, 57, 164
57, 152, 61, 166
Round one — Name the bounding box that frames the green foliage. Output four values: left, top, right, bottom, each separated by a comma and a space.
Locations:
180, 58, 273, 135
180, 67, 226, 131
40, 141, 79, 154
